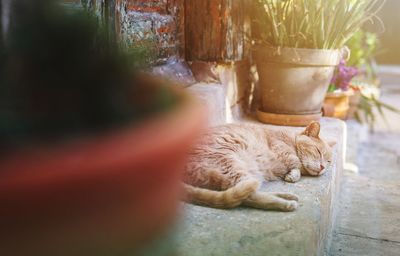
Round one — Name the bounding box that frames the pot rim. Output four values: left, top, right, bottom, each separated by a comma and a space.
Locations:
253, 46, 341, 66
253, 45, 341, 52
326, 90, 354, 98
0, 84, 205, 191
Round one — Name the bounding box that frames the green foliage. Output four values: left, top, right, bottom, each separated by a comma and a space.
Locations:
256, 0, 383, 49
0, 0, 176, 148
347, 29, 380, 82
346, 29, 400, 130
355, 94, 400, 131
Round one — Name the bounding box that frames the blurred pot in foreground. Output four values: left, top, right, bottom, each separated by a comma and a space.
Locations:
0, 86, 205, 256
0, 1, 205, 255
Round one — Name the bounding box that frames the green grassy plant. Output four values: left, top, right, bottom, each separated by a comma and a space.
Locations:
347, 29, 381, 82
256, 0, 384, 49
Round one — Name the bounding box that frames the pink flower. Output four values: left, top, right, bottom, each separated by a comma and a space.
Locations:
330, 59, 358, 91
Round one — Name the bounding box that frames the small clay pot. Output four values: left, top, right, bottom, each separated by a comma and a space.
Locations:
347, 89, 362, 119
323, 91, 354, 120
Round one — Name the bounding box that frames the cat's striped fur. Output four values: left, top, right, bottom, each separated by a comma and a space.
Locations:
183, 122, 334, 212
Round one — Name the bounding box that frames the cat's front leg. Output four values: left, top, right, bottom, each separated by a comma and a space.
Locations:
284, 169, 301, 183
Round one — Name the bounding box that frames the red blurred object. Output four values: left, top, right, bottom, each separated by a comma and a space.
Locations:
0, 89, 205, 256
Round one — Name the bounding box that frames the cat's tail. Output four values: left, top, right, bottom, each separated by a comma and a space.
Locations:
183, 179, 260, 209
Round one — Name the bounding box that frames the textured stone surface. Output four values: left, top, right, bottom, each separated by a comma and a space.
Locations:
188, 60, 251, 121
177, 118, 346, 256
115, 0, 184, 63
329, 76, 400, 256
329, 131, 400, 255
125, 0, 168, 13
187, 83, 227, 127
330, 233, 400, 256
344, 120, 369, 167
119, 10, 177, 62
219, 61, 252, 120
151, 59, 196, 86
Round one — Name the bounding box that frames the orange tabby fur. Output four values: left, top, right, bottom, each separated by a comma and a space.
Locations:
183, 122, 335, 212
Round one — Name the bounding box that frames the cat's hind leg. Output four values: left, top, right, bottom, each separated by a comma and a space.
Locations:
242, 192, 299, 212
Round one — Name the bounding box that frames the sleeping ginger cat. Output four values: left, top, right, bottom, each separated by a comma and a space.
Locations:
183, 122, 335, 212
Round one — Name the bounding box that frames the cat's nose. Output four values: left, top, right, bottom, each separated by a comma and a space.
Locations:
320, 164, 325, 171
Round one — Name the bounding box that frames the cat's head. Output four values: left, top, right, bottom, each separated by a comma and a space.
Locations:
295, 122, 336, 176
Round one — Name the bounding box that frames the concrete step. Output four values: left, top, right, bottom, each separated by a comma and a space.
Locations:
344, 120, 369, 174
176, 118, 346, 256
187, 83, 227, 127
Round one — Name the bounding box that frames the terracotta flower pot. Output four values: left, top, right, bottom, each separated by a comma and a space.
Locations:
254, 47, 341, 126
0, 86, 205, 256
347, 89, 362, 119
323, 91, 353, 120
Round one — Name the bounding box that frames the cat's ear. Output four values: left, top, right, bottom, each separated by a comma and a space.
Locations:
327, 140, 337, 148
303, 122, 320, 138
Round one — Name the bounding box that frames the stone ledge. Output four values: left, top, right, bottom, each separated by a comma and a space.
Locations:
152, 59, 196, 86
187, 83, 227, 126
176, 118, 346, 256
345, 120, 369, 165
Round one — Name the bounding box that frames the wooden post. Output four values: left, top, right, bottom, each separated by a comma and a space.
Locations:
0, 0, 3, 46
184, 0, 250, 62
1, 0, 11, 40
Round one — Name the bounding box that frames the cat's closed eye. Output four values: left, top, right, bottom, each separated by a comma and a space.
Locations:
316, 148, 322, 157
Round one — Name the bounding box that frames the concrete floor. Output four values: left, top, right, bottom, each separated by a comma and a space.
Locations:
329, 74, 400, 255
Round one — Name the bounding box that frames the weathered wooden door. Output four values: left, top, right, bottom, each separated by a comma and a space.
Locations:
185, 0, 250, 62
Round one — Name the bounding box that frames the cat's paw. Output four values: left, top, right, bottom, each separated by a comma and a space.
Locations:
273, 192, 299, 202
284, 169, 301, 183
283, 200, 298, 212
284, 175, 299, 183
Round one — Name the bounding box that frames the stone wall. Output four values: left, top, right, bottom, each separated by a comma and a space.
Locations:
115, 0, 184, 64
